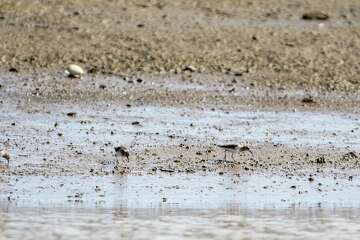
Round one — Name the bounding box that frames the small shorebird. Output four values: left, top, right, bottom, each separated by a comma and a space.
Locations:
0, 149, 10, 165
114, 146, 129, 166
216, 144, 252, 161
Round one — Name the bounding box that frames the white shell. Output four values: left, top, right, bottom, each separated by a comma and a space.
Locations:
65, 64, 85, 78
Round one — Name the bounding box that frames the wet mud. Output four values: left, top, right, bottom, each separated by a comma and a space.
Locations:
1, 72, 360, 239
1, 0, 360, 239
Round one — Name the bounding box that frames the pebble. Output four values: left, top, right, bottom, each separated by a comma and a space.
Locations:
301, 96, 315, 104
131, 121, 141, 126
65, 64, 85, 78
66, 112, 77, 117
302, 11, 329, 21
183, 65, 197, 72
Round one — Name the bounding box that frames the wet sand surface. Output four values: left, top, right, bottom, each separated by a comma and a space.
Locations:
1, 86, 360, 239
1, 0, 360, 239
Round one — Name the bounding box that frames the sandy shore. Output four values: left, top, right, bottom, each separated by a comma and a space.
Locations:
0, 0, 360, 92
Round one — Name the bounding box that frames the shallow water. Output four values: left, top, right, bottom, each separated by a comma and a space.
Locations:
0, 174, 359, 209
1, 104, 359, 154
1, 206, 360, 240
1, 173, 360, 239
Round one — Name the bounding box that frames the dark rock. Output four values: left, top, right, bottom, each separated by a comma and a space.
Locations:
316, 156, 326, 164
66, 112, 77, 117
131, 121, 141, 126
302, 11, 329, 20
183, 65, 197, 72
301, 96, 315, 103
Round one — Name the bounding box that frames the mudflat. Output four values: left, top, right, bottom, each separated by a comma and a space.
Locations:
1, 1, 360, 239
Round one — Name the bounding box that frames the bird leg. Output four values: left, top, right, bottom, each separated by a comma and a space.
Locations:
224, 150, 227, 161
115, 156, 119, 170
231, 153, 235, 161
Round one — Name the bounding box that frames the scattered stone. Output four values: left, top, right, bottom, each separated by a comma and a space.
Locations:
302, 11, 329, 21
136, 78, 143, 83
88, 67, 99, 74
290, 185, 296, 189
9, 67, 18, 73
159, 168, 175, 173
228, 88, 235, 93
66, 112, 77, 117
65, 64, 85, 78
99, 84, 107, 89
316, 156, 326, 164
183, 65, 197, 72
342, 151, 358, 160
301, 96, 315, 103
131, 121, 141, 126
